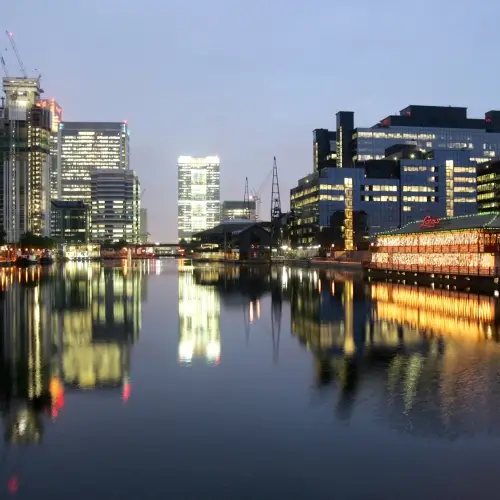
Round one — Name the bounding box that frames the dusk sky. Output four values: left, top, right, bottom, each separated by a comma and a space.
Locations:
4, 0, 498, 241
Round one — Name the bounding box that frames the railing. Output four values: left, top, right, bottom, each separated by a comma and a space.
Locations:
367, 262, 500, 277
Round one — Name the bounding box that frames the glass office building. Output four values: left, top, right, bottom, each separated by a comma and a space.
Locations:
58, 122, 129, 203
290, 105, 497, 247
177, 156, 220, 242
38, 98, 63, 200
90, 169, 140, 243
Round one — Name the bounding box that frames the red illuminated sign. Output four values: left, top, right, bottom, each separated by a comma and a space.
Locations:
420, 216, 440, 229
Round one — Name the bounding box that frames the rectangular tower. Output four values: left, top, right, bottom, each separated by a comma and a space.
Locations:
177, 156, 220, 242
58, 121, 129, 203
0, 77, 52, 240
90, 169, 140, 243
38, 98, 63, 200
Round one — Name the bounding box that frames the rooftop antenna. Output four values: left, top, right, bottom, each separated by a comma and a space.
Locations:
243, 177, 250, 219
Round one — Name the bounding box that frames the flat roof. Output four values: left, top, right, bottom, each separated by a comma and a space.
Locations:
378, 212, 500, 236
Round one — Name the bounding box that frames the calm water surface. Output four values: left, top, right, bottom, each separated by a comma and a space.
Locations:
1, 260, 500, 499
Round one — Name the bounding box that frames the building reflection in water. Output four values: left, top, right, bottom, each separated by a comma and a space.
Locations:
0, 262, 145, 447
51, 262, 143, 392
178, 265, 221, 365
289, 269, 500, 437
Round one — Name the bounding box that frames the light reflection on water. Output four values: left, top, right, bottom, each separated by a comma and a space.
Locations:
1, 261, 500, 499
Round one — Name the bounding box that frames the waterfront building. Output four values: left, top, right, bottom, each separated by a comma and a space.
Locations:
0, 77, 52, 240
348, 105, 500, 165
38, 98, 63, 200
477, 158, 500, 212
58, 121, 129, 203
221, 200, 256, 221
370, 212, 500, 274
90, 169, 140, 243
140, 208, 149, 243
191, 221, 271, 260
50, 200, 89, 243
177, 155, 220, 242
290, 105, 488, 247
313, 128, 337, 172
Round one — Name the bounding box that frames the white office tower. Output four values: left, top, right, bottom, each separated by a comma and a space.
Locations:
177, 155, 220, 242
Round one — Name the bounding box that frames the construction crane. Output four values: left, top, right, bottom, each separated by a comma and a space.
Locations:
248, 168, 273, 221
6, 31, 27, 78
0, 55, 8, 77
270, 156, 282, 221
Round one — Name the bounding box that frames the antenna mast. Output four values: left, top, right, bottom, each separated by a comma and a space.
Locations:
243, 177, 250, 219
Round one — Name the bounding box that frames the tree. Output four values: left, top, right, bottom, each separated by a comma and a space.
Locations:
19, 232, 56, 250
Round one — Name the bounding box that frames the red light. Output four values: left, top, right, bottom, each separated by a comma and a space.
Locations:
8, 475, 18, 494
123, 120, 128, 124
122, 382, 131, 402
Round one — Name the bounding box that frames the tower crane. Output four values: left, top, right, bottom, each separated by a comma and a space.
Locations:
248, 168, 273, 221
6, 31, 27, 78
0, 56, 8, 77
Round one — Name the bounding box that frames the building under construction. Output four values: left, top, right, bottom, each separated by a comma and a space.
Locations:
0, 77, 52, 241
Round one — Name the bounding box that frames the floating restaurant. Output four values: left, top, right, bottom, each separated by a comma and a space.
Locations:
369, 212, 500, 277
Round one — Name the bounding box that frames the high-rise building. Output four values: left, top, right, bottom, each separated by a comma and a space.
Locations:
0, 77, 52, 240
90, 169, 140, 243
139, 208, 148, 243
38, 98, 63, 200
178, 155, 220, 242
221, 200, 256, 221
50, 200, 89, 243
290, 104, 500, 247
58, 121, 129, 203
477, 158, 500, 212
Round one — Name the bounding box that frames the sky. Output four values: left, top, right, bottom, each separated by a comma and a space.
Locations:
3, 0, 499, 241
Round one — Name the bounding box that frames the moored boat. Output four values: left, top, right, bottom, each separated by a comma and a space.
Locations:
15, 254, 39, 267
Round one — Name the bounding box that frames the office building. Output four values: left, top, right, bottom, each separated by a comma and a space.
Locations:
0, 77, 52, 240
58, 121, 129, 203
291, 146, 476, 248
178, 155, 220, 242
90, 169, 140, 243
221, 200, 256, 221
477, 158, 500, 212
347, 105, 500, 165
290, 105, 495, 247
38, 98, 63, 200
50, 200, 89, 243
140, 208, 148, 243
313, 128, 337, 172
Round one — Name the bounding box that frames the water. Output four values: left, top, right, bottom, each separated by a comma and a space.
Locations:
1, 260, 500, 499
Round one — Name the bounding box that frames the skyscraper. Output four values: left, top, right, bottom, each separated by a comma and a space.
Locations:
0, 77, 51, 240
58, 121, 129, 203
90, 169, 140, 243
38, 98, 63, 200
139, 208, 148, 243
177, 156, 220, 242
